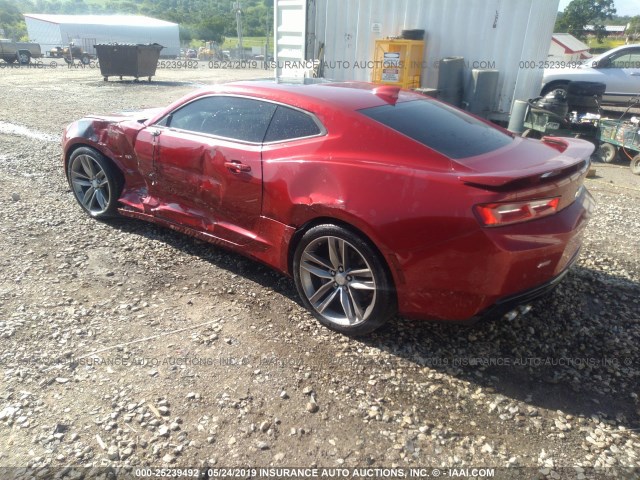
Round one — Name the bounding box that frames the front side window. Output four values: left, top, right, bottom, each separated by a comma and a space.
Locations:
160, 96, 277, 143
608, 49, 640, 69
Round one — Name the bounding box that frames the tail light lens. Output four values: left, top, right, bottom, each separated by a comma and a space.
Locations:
474, 197, 560, 227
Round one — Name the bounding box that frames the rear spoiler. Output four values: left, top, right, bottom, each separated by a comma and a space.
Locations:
458, 137, 594, 189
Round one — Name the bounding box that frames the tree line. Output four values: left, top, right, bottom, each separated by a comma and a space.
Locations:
0, 0, 273, 45
3, 0, 639, 48
554, 0, 640, 42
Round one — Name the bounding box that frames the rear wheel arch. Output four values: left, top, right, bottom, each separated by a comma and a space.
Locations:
287, 216, 397, 288
290, 220, 399, 334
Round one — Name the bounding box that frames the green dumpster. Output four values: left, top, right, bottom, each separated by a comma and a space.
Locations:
94, 43, 163, 82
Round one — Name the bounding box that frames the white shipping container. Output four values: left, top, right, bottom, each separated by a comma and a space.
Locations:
276, 0, 560, 119
24, 14, 181, 58
274, 0, 309, 79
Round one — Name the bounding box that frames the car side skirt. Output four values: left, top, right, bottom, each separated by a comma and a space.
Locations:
117, 207, 295, 275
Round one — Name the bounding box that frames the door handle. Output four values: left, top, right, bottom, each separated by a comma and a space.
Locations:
224, 161, 251, 173
630, 72, 640, 76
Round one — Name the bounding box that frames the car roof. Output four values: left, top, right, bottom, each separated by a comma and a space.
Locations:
194, 80, 427, 112
590, 44, 640, 62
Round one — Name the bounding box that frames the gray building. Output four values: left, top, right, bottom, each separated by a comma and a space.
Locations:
24, 14, 180, 58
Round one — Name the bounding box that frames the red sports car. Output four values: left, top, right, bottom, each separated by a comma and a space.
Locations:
62, 81, 595, 334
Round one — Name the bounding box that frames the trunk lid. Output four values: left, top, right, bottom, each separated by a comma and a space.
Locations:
455, 136, 593, 190
455, 136, 594, 214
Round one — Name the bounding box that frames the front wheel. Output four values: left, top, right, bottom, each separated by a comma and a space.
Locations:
293, 225, 396, 335
541, 81, 568, 97
631, 155, 640, 176
67, 147, 122, 218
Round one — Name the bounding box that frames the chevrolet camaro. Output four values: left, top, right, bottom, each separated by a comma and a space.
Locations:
62, 81, 595, 334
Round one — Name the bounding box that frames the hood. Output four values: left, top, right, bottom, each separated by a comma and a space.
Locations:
86, 107, 164, 124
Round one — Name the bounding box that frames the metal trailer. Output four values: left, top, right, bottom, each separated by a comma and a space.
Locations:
274, 0, 560, 122
597, 106, 640, 175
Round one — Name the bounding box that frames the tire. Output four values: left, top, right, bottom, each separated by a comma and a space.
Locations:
293, 224, 396, 335
541, 81, 568, 97
631, 155, 640, 176
597, 143, 618, 163
5, 57, 16, 64
18, 51, 30, 65
81, 54, 90, 65
67, 147, 122, 218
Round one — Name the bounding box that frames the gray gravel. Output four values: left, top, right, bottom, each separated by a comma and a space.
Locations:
0, 65, 639, 479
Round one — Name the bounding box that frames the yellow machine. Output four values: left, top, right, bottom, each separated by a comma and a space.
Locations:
198, 41, 224, 61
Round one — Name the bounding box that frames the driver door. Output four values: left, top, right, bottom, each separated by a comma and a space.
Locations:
134, 95, 277, 245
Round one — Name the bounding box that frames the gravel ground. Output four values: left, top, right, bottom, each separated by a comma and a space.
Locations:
0, 64, 639, 480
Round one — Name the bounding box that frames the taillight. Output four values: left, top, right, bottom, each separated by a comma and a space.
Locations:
474, 197, 560, 227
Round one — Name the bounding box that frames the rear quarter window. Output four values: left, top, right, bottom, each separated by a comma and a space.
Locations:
359, 99, 513, 159
264, 106, 323, 142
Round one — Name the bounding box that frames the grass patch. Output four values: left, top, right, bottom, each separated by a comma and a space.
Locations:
222, 36, 270, 50
586, 37, 626, 52
186, 36, 273, 54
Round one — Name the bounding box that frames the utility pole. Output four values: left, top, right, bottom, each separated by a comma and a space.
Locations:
264, 2, 270, 69
234, 1, 244, 60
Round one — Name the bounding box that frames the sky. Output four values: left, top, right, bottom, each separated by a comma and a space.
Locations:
557, 0, 639, 17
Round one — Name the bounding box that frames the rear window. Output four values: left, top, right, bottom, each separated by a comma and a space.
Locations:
359, 100, 513, 159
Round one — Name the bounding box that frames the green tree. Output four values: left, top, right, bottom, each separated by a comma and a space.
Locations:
0, 0, 268, 46
555, 0, 617, 42
179, 24, 193, 44
0, 0, 28, 39
194, 15, 227, 43
628, 15, 640, 39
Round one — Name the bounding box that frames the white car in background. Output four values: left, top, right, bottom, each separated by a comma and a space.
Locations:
541, 44, 640, 105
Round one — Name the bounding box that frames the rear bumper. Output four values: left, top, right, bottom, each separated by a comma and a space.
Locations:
396, 187, 594, 321
467, 247, 579, 324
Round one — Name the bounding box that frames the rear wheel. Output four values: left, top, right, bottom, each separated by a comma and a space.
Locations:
293, 225, 396, 335
631, 155, 640, 175
597, 143, 618, 163
67, 147, 122, 218
81, 54, 90, 65
18, 51, 30, 64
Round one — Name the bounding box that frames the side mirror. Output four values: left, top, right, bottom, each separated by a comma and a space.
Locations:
593, 58, 611, 69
